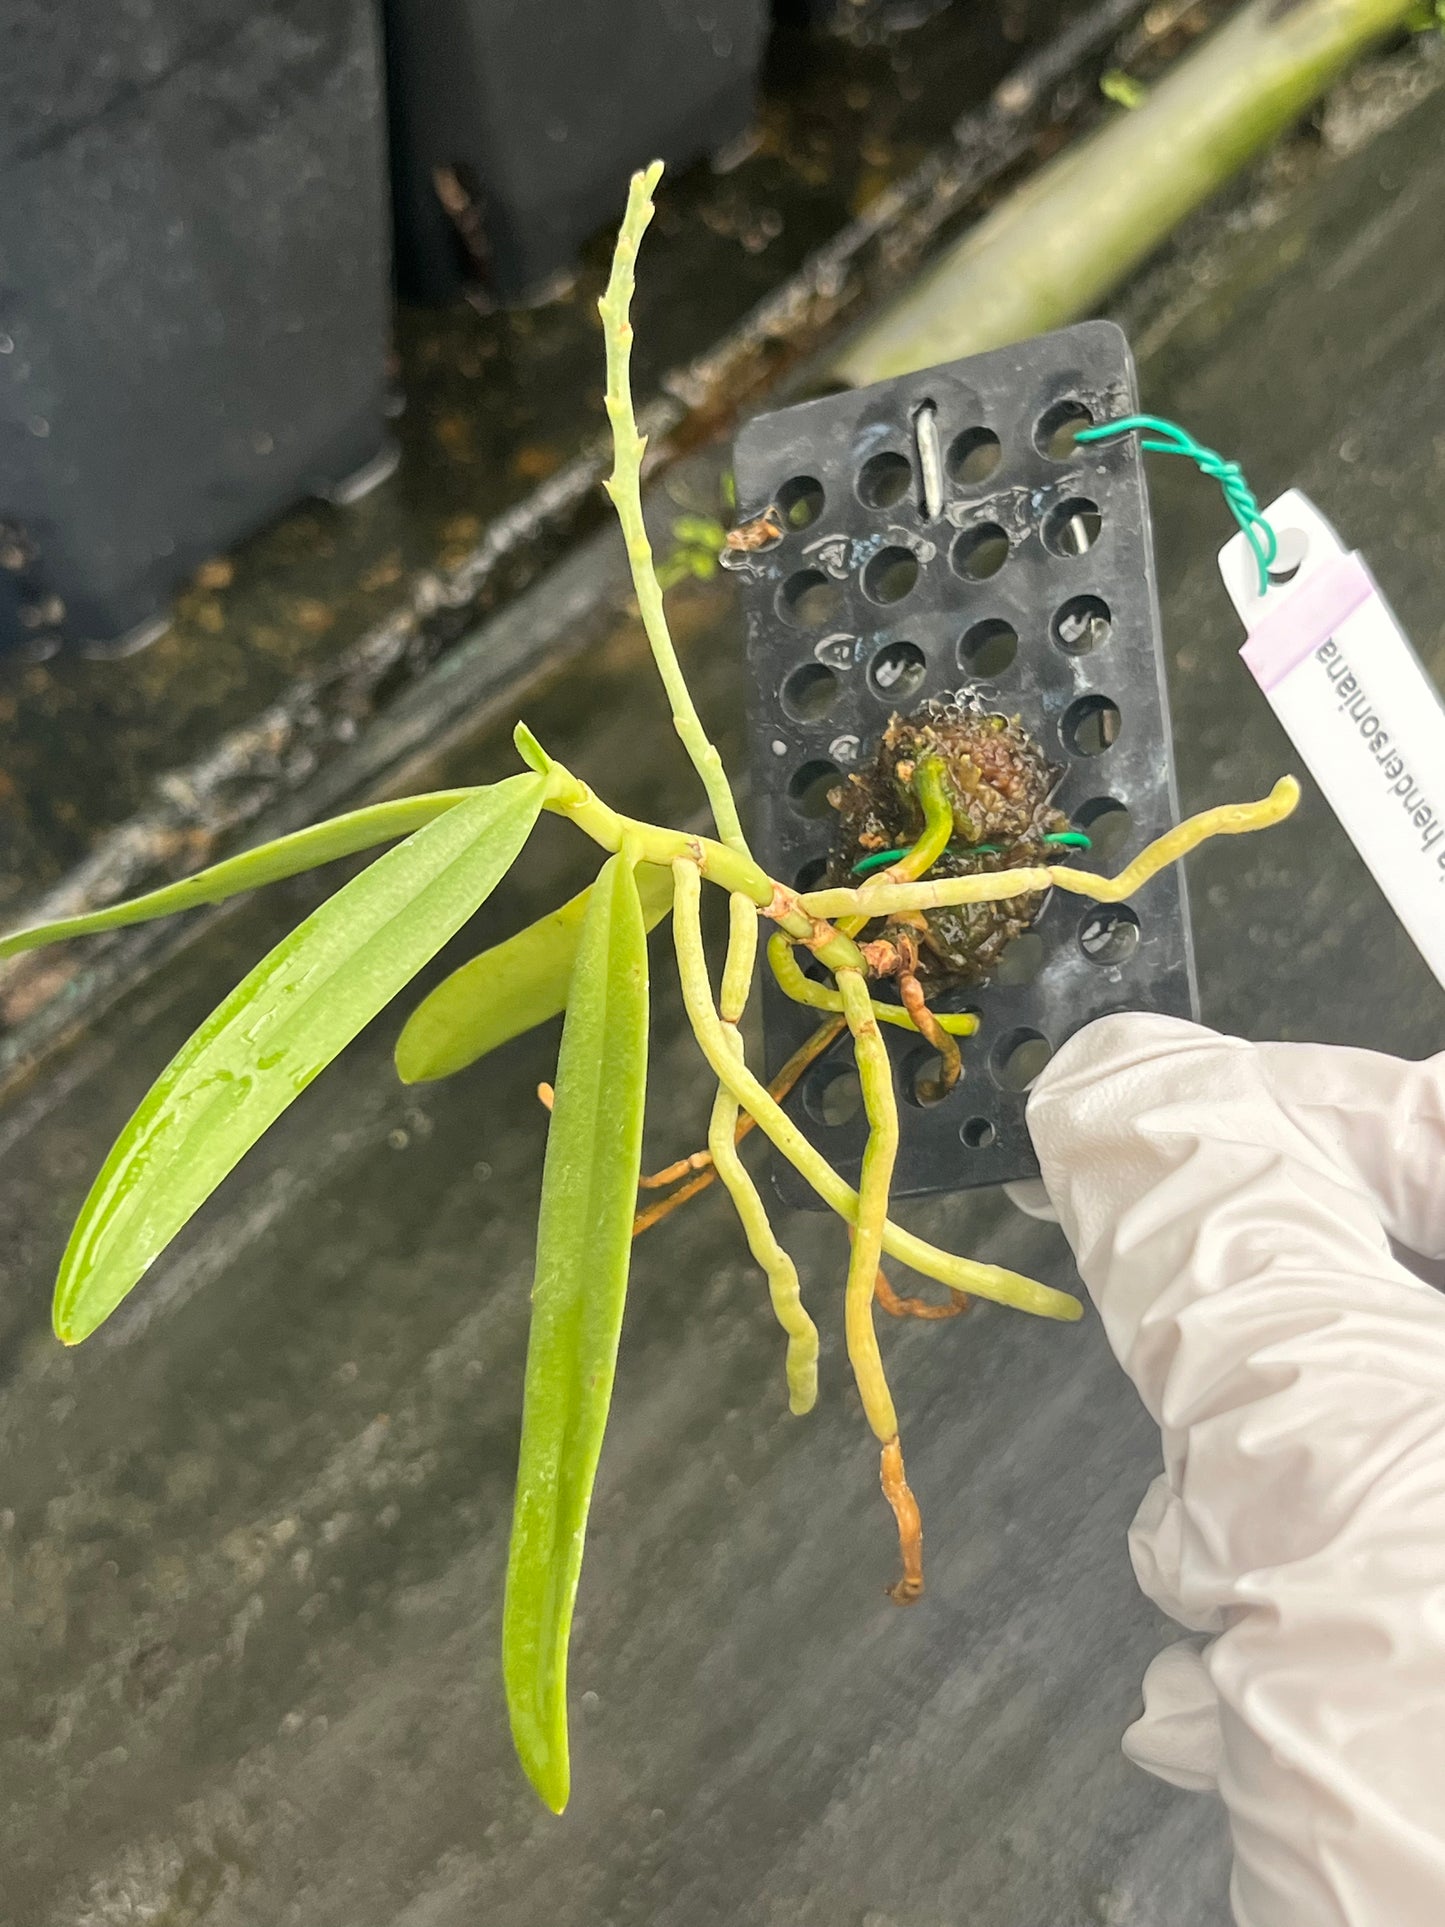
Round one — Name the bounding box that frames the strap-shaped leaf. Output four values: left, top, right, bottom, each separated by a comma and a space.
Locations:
503, 852, 649, 1813
53, 774, 546, 1345
394, 862, 672, 1083
1, 791, 479, 959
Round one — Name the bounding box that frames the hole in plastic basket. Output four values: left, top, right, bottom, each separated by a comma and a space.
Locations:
778, 569, 844, 629
951, 523, 1010, 581
946, 427, 1001, 486
857, 451, 912, 509
787, 761, 841, 818
1035, 399, 1094, 459
1052, 594, 1111, 656
1074, 796, 1132, 861
777, 475, 825, 530
959, 618, 1018, 677
992, 1027, 1053, 1092
862, 546, 919, 605
904, 1046, 952, 1108
995, 930, 1045, 986
1062, 694, 1121, 757
868, 639, 927, 700
804, 1063, 863, 1127
1042, 498, 1103, 557
1079, 904, 1140, 965
960, 1116, 996, 1150
795, 855, 829, 893
781, 661, 840, 721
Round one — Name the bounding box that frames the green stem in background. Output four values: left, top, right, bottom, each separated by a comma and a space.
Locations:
599, 162, 750, 856
669, 859, 1081, 1323
835, 968, 900, 1447
0, 791, 481, 961
838, 0, 1422, 383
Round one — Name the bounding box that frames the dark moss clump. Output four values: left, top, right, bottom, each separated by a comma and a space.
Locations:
827, 697, 1073, 985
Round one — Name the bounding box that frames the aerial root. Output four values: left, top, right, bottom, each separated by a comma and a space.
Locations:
893, 930, 962, 1100
630, 1015, 847, 1237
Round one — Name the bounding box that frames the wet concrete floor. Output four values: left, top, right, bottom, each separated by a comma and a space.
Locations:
1, 40, 1443, 1927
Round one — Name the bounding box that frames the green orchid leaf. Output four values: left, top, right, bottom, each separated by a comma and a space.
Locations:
0, 790, 480, 961
394, 862, 672, 1084
512, 721, 552, 775
52, 774, 547, 1346
502, 852, 649, 1814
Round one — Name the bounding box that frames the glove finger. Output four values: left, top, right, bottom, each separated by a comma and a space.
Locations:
1001, 1177, 1059, 1222
1122, 1639, 1222, 1794
1128, 1472, 1224, 1634
1023, 1011, 1427, 1386
1254, 1039, 1445, 1261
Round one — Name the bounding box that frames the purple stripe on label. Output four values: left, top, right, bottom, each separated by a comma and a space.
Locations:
1240, 552, 1376, 693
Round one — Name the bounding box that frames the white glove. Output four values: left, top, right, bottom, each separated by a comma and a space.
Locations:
1023, 1012, 1445, 1927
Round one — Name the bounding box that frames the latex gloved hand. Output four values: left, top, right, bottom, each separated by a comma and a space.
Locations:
1023, 1013, 1445, 1927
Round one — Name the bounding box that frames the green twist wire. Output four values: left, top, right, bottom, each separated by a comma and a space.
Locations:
1075, 414, 1278, 595
851, 831, 1089, 878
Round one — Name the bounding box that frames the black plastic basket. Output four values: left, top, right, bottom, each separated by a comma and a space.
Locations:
732, 320, 1197, 1202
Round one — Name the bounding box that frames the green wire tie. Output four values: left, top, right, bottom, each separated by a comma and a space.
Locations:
1074, 413, 1278, 596
851, 830, 1090, 878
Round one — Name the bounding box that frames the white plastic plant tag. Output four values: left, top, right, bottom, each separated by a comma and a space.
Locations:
1219, 489, 1445, 995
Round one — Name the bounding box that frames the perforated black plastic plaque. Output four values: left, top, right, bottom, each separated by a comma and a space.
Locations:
732, 320, 1197, 1204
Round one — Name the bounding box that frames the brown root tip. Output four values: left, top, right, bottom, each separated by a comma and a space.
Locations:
638, 1148, 713, 1190
874, 1267, 969, 1321
631, 1166, 717, 1238
880, 1436, 924, 1606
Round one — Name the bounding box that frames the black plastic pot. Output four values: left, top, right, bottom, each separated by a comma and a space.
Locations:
774, 0, 953, 32
0, 0, 393, 657
384, 0, 769, 307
